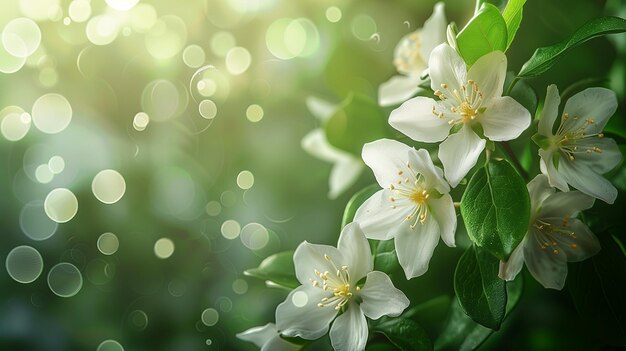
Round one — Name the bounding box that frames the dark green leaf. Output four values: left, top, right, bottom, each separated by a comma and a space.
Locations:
504, 72, 537, 114
457, 3, 508, 65
518, 16, 626, 78
568, 233, 626, 347
461, 159, 530, 260
341, 183, 380, 228
502, 0, 526, 48
453, 245, 507, 330
374, 239, 399, 274
436, 278, 522, 351
243, 251, 298, 289
325, 94, 392, 156
370, 317, 433, 351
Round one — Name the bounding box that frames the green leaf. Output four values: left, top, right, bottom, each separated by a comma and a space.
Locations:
341, 183, 380, 228
457, 3, 508, 65
568, 233, 626, 347
243, 251, 298, 289
325, 94, 391, 156
502, 0, 526, 48
453, 245, 507, 330
436, 278, 522, 351
518, 16, 626, 78
370, 317, 433, 351
460, 159, 530, 260
504, 72, 537, 114
374, 239, 399, 274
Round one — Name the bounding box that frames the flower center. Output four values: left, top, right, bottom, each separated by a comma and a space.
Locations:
532, 217, 577, 255
432, 80, 484, 125
554, 113, 604, 161
388, 162, 431, 230
310, 254, 356, 311
393, 31, 426, 76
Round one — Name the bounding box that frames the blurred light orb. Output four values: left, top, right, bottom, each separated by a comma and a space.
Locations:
218, 296, 233, 312
86, 259, 115, 285
44, 188, 78, 223
68, 0, 91, 23
228, 0, 277, 13
129, 4, 157, 33
201, 308, 219, 326
292, 290, 308, 307
195, 66, 230, 100
232, 278, 248, 294
220, 190, 237, 207
240, 223, 269, 250
35, 164, 53, 183
129, 310, 148, 330
19, 0, 61, 21
1, 106, 31, 141
86, 15, 120, 46
220, 219, 241, 239
92, 169, 126, 204
97, 232, 120, 255
326, 7, 342, 23
47, 262, 83, 297
48, 155, 65, 174
236, 170, 254, 190
351, 14, 377, 41
105, 0, 139, 11
210, 31, 236, 57
198, 99, 217, 120
133, 112, 150, 131
266, 18, 319, 60
97, 340, 124, 351
63, 17, 71, 26
20, 200, 58, 241
182, 44, 205, 68
38, 67, 58, 87
225, 46, 251, 75
154, 238, 175, 259
2, 18, 42, 58
245, 104, 263, 122
205, 201, 221, 216
141, 79, 183, 122
5, 246, 44, 283
31, 93, 72, 134
0, 43, 27, 73
145, 15, 188, 60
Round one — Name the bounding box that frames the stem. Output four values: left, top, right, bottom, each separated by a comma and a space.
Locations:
500, 141, 529, 180
505, 76, 521, 96
453, 202, 461, 209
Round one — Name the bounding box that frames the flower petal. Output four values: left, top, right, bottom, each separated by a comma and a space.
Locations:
573, 137, 622, 174
389, 97, 452, 142
306, 96, 337, 122
438, 125, 486, 187
526, 174, 555, 214
538, 149, 569, 192
276, 286, 337, 339
293, 241, 344, 285
302, 129, 350, 163
359, 271, 410, 320
540, 217, 600, 263
428, 193, 456, 247
559, 158, 618, 204
378, 75, 424, 107
467, 50, 507, 101
420, 2, 448, 60
237, 323, 278, 348
540, 191, 595, 219
394, 214, 440, 279
408, 148, 450, 195
480, 96, 531, 141
428, 43, 466, 93
562, 87, 618, 134
329, 303, 368, 351
337, 223, 373, 282
498, 238, 526, 281
329, 158, 363, 199
354, 189, 415, 240
538, 84, 560, 136
524, 229, 568, 290
361, 138, 413, 188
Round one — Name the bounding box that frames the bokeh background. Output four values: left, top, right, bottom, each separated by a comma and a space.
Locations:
1, 0, 624, 350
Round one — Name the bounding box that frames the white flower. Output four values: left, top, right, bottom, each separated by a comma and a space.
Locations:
237, 323, 300, 351
354, 139, 456, 279
378, 2, 447, 106
536, 84, 621, 204
499, 175, 600, 290
389, 43, 531, 187
275, 223, 409, 351
302, 97, 364, 199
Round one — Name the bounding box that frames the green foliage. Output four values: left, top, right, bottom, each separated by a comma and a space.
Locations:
341, 183, 380, 228
325, 94, 391, 156
460, 159, 530, 260
436, 278, 522, 351
504, 72, 537, 114
370, 317, 433, 351
457, 3, 508, 65
243, 251, 299, 289
518, 16, 626, 78
374, 239, 399, 274
453, 245, 507, 330
502, 0, 526, 48
568, 233, 626, 347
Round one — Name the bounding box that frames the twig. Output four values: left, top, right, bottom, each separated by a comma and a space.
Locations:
501, 141, 529, 180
